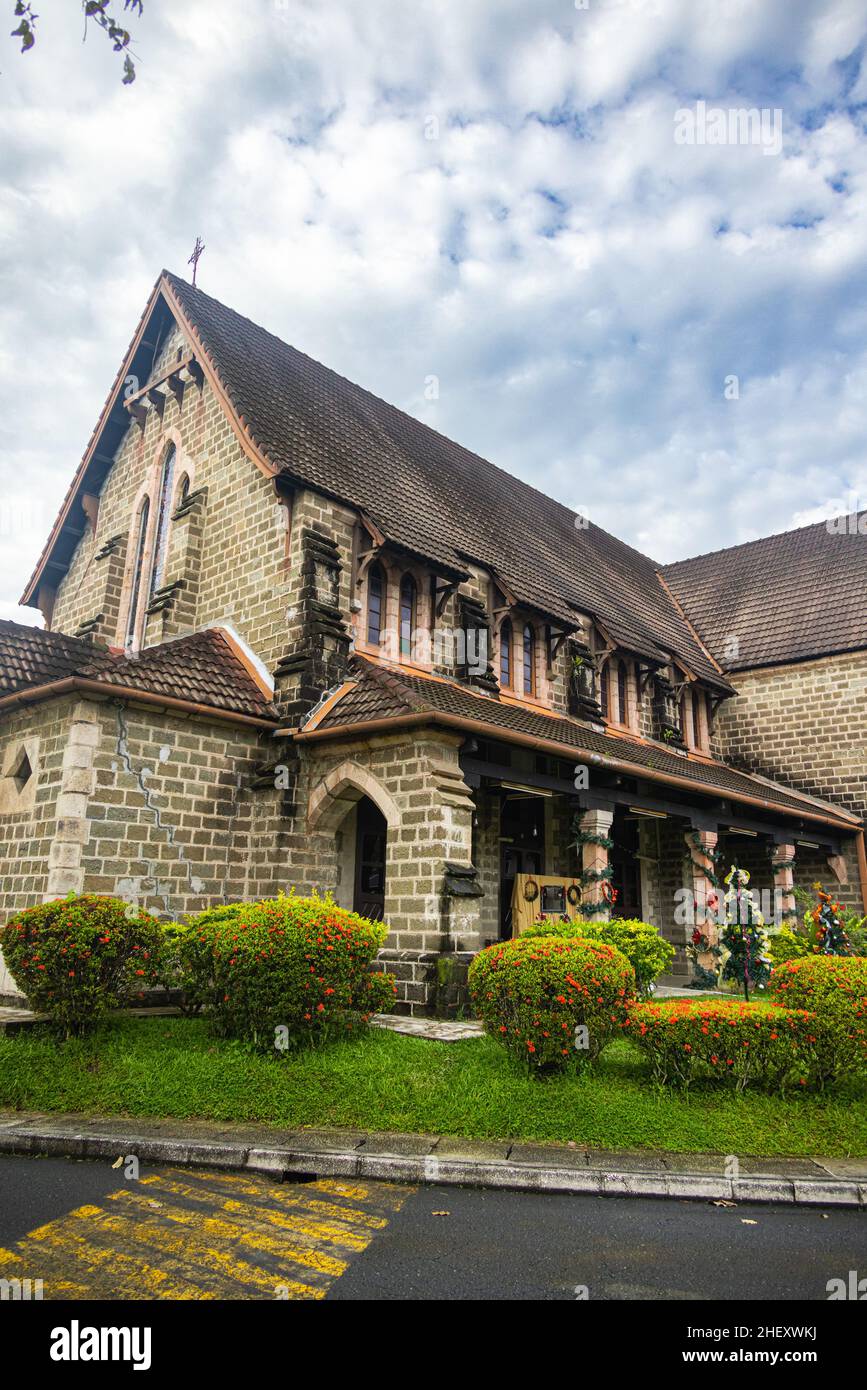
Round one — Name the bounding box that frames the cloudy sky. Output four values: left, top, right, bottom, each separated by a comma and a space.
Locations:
2, 0, 866, 625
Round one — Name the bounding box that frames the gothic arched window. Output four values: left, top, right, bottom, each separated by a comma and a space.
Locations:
148, 443, 177, 599
367, 564, 384, 646
499, 620, 513, 688
522, 624, 535, 696
399, 573, 416, 657
124, 497, 150, 650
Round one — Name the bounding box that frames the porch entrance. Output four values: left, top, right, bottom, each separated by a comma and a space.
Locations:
353, 796, 387, 921
499, 793, 545, 937
610, 813, 642, 919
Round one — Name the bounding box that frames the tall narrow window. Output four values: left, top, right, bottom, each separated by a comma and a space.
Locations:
692, 689, 702, 748
124, 497, 150, 650
399, 573, 416, 657
600, 661, 609, 718
149, 443, 176, 598
617, 661, 628, 725
680, 690, 688, 740
522, 624, 535, 695
500, 620, 513, 689
367, 564, 384, 646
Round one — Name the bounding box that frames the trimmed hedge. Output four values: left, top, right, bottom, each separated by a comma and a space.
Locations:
180, 894, 390, 1050
626, 999, 817, 1091
769, 955, 867, 1085
0, 894, 163, 1036
468, 933, 635, 1072
522, 916, 674, 995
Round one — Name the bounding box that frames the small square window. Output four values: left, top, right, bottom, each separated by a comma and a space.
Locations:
11, 750, 32, 793
540, 884, 566, 916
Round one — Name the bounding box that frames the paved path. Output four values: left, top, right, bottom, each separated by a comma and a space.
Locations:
1, 1154, 864, 1301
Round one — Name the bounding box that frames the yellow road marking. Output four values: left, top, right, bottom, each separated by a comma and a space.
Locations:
0, 1169, 415, 1301
144, 1172, 390, 1233
22, 1209, 213, 1300
110, 1188, 347, 1278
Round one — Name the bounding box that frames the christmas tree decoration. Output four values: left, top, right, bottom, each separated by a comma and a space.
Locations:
718, 865, 773, 1001
808, 885, 851, 957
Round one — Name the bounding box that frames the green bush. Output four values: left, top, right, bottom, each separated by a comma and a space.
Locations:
521, 916, 674, 995
769, 955, 867, 1085
366, 971, 399, 1015
0, 894, 164, 1036
768, 927, 812, 967
183, 893, 388, 1050
468, 933, 635, 1073
625, 998, 817, 1090
159, 906, 251, 1015
157, 921, 213, 1016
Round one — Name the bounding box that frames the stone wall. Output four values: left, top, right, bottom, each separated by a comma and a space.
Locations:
715, 650, 867, 911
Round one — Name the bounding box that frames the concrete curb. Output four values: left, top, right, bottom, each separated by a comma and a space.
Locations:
0, 1120, 864, 1207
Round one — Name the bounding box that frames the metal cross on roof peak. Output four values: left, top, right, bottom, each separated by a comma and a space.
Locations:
188, 236, 206, 288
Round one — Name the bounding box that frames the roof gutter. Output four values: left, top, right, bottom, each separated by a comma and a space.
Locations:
292, 709, 861, 832
0, 676, 278, 730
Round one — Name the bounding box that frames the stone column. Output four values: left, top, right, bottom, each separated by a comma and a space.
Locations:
771, 841, 797, 928
579, 808, 614, 920
45, 701, 100, 901
684, 828, 720, 980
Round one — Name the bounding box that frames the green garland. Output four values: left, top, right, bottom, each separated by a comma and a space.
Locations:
682, 831, 724, 890
571, 823, 614, 852
579, 900, 610, 917
570, 816, 615, 908
580, 866, 614, 884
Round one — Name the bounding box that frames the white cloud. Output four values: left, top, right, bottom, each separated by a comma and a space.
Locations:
1, 0, 866, 627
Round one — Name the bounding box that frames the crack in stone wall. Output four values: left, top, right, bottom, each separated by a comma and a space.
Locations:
113, 704, 206, 916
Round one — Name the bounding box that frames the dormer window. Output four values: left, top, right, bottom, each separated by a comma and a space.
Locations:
600, 661, 610, 718
522, 624, 535, 695
367, 564, 384, 646
616, 660, 628, 725
499, 620, 513, 688
399, 573, 416, 657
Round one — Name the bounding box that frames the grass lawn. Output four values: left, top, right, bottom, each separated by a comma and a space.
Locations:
1, 1016, 865, 1158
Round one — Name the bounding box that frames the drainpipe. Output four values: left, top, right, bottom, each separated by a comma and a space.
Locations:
857, 829, 867, 915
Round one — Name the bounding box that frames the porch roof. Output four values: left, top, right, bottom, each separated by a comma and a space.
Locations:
295, 655, 862, 833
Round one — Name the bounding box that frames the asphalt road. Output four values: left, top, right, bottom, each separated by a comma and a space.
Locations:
0, 1154, 864, 1302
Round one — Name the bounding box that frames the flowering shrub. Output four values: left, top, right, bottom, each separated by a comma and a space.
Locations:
625, 999, 817, 1091
522, 917, 673, 995
183, 894, 389, 1050
769, 955, 867, 1085
0, 894, 163, 1036
468, 934, 635, 1072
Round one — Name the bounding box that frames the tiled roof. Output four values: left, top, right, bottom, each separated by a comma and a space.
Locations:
303, 657, 858, 827
0, 622, 278, 721
163, 273, 730, 689
662, 516, 867, 671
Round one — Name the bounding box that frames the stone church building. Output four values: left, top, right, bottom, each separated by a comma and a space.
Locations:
1, 271, 865, 1010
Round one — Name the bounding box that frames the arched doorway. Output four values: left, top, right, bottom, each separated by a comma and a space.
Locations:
353, 796, 387, 921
